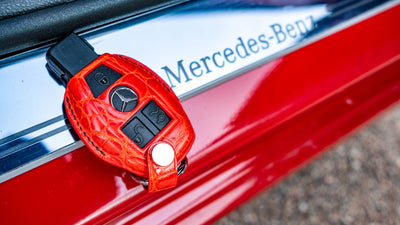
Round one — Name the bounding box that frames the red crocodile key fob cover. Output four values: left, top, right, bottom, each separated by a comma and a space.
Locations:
64, 53, 195, 191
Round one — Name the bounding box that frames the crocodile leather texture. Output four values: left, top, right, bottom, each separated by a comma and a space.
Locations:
64, 53, 195, 191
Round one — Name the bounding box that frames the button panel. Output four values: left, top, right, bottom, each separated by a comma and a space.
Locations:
142, 100, 171, 130
122, 100, 170, 148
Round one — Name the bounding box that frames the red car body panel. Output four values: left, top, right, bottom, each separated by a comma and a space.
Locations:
1, 4, 400, 225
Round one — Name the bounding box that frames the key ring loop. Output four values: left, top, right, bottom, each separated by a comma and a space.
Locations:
131, 158, 188, 187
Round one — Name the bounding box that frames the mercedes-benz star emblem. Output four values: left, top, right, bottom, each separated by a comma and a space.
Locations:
110, 86, 138, 112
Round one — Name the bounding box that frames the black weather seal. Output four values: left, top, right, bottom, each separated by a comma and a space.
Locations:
0, 0, 191, 59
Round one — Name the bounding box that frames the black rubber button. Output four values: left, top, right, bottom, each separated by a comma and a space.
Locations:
85, 65, 122, 98
122, 117, 154, 148
142, 100, 170, 131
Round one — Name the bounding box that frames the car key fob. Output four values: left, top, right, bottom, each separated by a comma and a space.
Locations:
46, 33, 195, 192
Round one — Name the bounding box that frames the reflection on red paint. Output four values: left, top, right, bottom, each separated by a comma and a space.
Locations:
0, 4, 400, 225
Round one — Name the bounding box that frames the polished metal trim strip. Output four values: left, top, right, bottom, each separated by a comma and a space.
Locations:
0, 115, 65, 146
0, 125, 69, 159
178, 0, 400, 100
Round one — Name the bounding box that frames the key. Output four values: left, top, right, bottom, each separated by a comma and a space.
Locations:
46, 34, 195, 192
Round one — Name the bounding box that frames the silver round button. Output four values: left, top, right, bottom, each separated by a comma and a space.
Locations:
151, 142, 175, 167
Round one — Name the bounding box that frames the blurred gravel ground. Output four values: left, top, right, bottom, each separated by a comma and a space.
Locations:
216, 105, 400, 225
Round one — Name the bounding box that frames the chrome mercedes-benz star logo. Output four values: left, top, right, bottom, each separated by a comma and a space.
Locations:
110, 86, 138, 112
